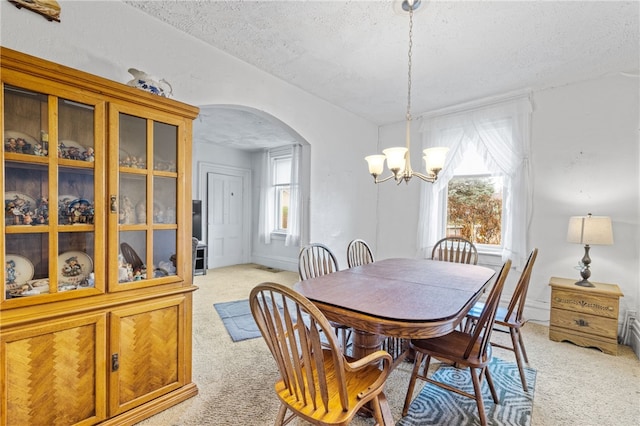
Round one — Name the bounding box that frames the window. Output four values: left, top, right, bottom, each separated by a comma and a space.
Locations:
446, 145, 503, 247
417, 95, 532, 268
272, 156, 291, 232
259, 144, 304, 246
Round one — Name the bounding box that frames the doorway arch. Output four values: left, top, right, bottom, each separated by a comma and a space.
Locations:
193, 105, 311, 270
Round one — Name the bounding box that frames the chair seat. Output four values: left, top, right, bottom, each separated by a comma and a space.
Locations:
275, 349, 387, 424
468, 303, 523, 328
411, 330, 492, 369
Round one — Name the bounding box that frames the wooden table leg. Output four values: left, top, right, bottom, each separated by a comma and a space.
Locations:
352, 329, 384, 359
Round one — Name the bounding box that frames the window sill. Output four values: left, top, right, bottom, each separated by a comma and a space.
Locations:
270, 231, 286, 240
477, 250, 503, 267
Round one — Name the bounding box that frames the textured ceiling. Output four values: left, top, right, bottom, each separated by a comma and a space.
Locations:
124, 0, 639, 149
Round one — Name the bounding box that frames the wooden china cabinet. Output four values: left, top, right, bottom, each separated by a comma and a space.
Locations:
0, 47, 199, 425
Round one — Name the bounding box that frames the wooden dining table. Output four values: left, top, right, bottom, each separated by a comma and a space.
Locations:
293, 258, 497, 360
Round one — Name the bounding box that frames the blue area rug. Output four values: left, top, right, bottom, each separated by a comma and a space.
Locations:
214, 299, 261, 342
399, 357, 536, 426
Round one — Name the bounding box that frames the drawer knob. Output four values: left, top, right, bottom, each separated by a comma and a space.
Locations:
574, 319, 589, 327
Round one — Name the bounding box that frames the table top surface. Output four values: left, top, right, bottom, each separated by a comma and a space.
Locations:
294, 258, 496, 329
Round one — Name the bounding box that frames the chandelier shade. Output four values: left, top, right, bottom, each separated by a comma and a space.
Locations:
365, 0, 448, 185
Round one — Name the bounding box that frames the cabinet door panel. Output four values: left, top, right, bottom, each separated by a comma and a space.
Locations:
1, 314, 107, 426
109, 296, 185, 415
109, 104, 188, 290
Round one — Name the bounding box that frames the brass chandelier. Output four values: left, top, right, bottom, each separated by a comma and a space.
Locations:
365, 0, 448, 184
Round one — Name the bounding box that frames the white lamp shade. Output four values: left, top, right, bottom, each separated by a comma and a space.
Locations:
383, 147, 408, 172
364, 154, 386, 175
567, 215, 614, 245
423, 147, 449, 172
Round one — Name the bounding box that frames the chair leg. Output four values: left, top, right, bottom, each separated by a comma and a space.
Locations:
275, 403, 288, 425
484, 365, 499, 404
371, 395, 384, 426
509, 328, 528, 392
402, 351, 425, 416
517, 328, 529, 363
377, 392, 394, 426
470, 368, 489, 426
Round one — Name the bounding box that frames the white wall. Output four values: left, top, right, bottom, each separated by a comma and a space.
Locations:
2, 2, 638, 333
529, 74, 639, 323
1, 0, 379, 270
375, 73, 640, 329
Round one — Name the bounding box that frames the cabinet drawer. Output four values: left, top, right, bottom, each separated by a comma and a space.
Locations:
551, 289, 619, 319
550, 308, 618, 339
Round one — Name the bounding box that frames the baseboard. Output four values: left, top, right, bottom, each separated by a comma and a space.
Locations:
251, 254, 298, 272
629, 318, 640, 359
522, 298, 551, 324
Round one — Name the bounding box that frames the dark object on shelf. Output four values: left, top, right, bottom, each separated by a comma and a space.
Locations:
120, 242, 144, 272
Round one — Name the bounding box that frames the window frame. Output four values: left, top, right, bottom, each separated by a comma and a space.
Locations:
270, 152, 292, 235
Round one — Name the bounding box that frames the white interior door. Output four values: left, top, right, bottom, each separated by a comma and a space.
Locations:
207, 172, 244, 268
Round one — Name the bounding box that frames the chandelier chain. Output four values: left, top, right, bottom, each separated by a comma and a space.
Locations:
406, 5, 414, 122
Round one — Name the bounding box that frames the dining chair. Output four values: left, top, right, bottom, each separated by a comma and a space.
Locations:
298, 243, 351, 351
465, 248, 538, 392
346, 238, 409, 363
346, 238, 374, 268
431, 236, 479, 265
298, 243, 339, 280
402, 259, 511, 426
250, 282, 393, 425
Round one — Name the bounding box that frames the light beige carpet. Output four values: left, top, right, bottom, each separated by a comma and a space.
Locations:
136, 264, 640, 426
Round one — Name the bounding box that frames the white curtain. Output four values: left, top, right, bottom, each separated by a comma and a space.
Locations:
258, 149, 274, 244
417, 96, 533, 269
285, 144, 302, 246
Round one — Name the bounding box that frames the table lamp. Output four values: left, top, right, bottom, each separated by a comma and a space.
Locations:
566, 213, 613, 287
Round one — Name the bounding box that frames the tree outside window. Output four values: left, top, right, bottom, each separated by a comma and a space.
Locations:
446, 144, 503, 247
447, 176, 503, 245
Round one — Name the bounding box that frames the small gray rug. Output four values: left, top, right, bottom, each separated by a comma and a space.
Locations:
214, 299, 260, 342
399, 357, 536, 426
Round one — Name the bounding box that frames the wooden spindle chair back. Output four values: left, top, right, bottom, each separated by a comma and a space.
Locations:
431, 237, 478, 265
298, 243, 339, 280
346, 239, 375, 268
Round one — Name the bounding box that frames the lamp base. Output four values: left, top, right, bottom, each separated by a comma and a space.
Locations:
575, 278, 595, 288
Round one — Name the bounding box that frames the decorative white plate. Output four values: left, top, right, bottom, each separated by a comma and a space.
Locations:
4, 130, 39, 154
58, 251, 93, 285
5, 191, 37, 210
4, 191, 38, 216
5, 254, 35, 287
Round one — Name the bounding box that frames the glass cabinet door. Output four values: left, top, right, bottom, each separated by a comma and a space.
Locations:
112, 109, 182, 289
2, 83, 104, 302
